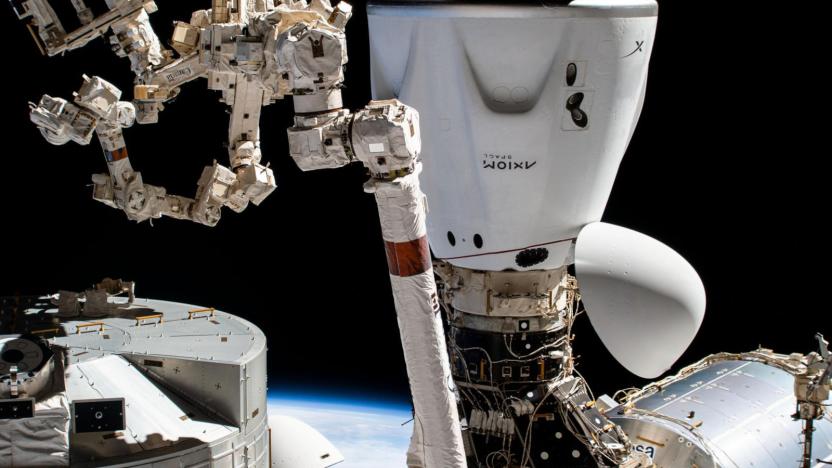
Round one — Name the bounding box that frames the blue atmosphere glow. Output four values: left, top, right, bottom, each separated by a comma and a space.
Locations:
268, 391, 413, 468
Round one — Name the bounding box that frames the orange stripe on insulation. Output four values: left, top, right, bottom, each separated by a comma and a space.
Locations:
109, 147, 128, 161
384, 236, 431, 277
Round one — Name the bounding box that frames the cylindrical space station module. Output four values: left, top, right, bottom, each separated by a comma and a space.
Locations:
0, 285, 343, 467
608, 358, 832, 467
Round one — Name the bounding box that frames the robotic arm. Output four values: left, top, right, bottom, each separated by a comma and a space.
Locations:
275, 3, 416, 179
30, 73, 276, 226
20, 1, 277, 226
275, 1, 415, 178
272, 4, 467, 466
9, 0, 164, 60
30, 75, 204, 223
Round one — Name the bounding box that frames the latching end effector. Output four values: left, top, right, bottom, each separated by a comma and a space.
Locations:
352, 99, 421, 181
29, 75, 136, 146
288, 99, 421, 178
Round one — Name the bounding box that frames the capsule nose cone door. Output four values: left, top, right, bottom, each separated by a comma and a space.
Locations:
574, 222, 706, 378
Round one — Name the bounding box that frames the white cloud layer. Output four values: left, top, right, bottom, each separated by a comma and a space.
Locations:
269, 397, 412, 468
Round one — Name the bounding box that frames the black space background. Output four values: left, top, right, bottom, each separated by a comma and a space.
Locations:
0, 2, 827, 405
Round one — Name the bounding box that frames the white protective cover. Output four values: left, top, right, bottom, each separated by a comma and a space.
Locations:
268, 414, 344, 468
366, 166, 466, 468
368, 1, 658, 271
575, 222, 706, 378
0, 393, 70, 466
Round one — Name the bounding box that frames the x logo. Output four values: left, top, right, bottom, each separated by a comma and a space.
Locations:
623, 40, 645, 58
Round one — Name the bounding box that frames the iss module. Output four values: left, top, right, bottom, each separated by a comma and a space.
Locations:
0, 281, 343, 467
608, 348, 832, 468
368, 1, 832, 467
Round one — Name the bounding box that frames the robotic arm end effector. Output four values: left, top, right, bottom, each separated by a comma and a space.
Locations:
352, 99, 421, 181
29, 75, 135, 146
29, 94, 96, 146
288, 99, 421, 180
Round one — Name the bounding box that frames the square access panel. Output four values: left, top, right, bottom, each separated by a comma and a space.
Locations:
0, 398, 35, 419
72, 398, 125, 433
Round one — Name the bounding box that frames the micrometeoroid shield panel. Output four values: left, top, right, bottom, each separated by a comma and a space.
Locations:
367, 1, 658, 271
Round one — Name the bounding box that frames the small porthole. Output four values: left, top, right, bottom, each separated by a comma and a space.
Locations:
473, 234, 483, 249
447, 231, 456, 246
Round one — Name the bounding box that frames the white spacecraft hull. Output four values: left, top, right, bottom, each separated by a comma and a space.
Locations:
0, 293, 342, 467
368, 0, 658, 272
